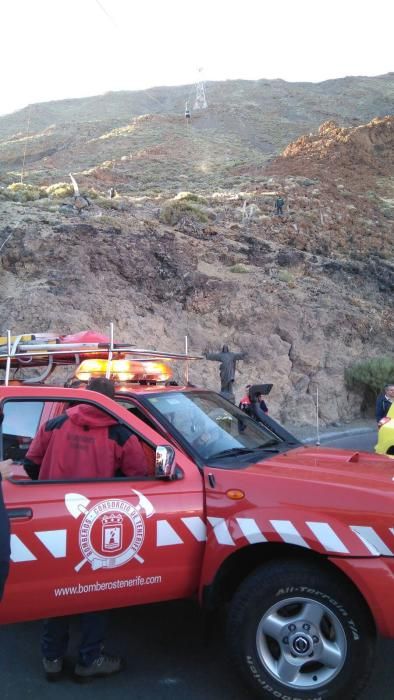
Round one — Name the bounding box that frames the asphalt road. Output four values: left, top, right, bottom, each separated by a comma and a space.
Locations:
312, 430, 377, 453
1, 428, 392, 700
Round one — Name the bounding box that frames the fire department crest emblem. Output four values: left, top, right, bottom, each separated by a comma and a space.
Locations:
65, 490, 154, 572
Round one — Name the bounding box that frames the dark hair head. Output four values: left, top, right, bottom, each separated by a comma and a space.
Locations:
86, 377, 115, 399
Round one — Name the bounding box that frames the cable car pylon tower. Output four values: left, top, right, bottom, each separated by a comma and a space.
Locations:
194, 67, 207, 110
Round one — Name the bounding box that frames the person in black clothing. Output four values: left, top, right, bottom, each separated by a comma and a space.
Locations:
275, 195, 285, 215
376, 384, 394, 423
239, 386, 268, 417
0, 460, 12, 601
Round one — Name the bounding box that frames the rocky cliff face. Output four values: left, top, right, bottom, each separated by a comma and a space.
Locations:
0, 81, 393, 426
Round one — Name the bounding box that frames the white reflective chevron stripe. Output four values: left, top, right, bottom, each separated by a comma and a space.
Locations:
236, 518, 267, 543
208, 517, 235, 545
306, 522, 349, 554
10, 534, 36, 562
35, 530, 67, 558
350, 526, 393, 556
181, 517, 207, 542
270, 520, 310, 548
156, 520, 183, 546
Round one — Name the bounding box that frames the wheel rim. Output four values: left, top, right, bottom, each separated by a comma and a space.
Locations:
256, 596, 347, 689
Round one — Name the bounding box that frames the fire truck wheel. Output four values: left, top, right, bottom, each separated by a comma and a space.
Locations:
226, 560, 375, 700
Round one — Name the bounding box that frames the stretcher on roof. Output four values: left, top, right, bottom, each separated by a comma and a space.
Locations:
0, 324, 203, 385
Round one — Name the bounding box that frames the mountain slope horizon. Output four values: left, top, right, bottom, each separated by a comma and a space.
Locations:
1, 72, 393, 136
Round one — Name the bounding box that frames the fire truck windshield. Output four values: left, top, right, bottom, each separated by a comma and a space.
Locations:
145, 391, 283, 461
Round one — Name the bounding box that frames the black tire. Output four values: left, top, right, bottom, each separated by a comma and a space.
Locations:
226, 560, 376, 700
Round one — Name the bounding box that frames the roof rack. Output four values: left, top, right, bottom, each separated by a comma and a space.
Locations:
0, 323, 203, 386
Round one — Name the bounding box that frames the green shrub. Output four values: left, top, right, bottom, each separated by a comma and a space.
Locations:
345, 357, 394, 397
95, 215, 122, 231
174, 191, 208, 205
95, 196, 120, 209
278, 269, 294, 283
5, 182, 43, 202
45, 182, 74, 198
229, 263, 249, 273
86, 188, 100, 200
159, 199, 208, 225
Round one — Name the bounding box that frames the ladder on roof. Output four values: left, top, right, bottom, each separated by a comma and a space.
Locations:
0, 323, 203, 386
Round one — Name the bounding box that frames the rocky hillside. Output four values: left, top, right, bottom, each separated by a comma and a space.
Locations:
0, 78, 393, 426
1, 74, 393, 193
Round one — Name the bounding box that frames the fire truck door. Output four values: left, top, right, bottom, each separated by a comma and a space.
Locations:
1, 461, 204, 625
0, 391, 205, 625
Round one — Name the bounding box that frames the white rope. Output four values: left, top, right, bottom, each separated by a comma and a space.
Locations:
0, 231, 14, 253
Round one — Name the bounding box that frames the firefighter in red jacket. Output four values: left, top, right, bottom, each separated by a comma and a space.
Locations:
24, 377, 148, 682
24, 392, 148, 482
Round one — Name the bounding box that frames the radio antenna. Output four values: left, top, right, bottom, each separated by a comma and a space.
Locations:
184, 335, 189, 384
315, 384, 320, 446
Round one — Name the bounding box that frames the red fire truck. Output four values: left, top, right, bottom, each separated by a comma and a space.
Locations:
0, 328, 393, 700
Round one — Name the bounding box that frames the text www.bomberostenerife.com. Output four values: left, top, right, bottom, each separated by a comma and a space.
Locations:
54, 575, 162, 597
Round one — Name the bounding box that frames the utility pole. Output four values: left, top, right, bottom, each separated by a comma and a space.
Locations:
20, 104, 32, 184
194, 67, 207, 110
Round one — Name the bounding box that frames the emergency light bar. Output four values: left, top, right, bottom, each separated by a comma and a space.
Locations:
75, 358, 173, 383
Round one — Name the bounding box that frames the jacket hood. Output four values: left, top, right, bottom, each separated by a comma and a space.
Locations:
66, 404, 117, 428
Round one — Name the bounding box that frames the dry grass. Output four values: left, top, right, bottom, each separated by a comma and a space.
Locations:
159, 198, 209, 225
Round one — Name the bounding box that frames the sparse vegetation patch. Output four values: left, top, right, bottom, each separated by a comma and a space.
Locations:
345, 357, 394, 398
159, 198, 208, 225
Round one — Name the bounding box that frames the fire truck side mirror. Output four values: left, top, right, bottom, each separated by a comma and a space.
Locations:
155, 445, 177, 480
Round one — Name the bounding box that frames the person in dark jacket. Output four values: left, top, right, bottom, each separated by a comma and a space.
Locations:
24, 377, 148, 682
376, 384, 394, 423
0, 462, 11, 601
239, 386, 268, 417
275, 195, 285, 215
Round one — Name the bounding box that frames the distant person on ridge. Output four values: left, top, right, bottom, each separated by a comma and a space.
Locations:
275, 195, 285, 216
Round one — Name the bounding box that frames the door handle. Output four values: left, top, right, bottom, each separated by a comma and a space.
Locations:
7, 508, 33, 520
208, 473, 216, 488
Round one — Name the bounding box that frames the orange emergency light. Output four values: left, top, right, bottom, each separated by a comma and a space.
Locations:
75, 358, 173, 383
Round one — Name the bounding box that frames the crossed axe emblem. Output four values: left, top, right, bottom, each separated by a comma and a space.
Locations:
65, 490, 154, 572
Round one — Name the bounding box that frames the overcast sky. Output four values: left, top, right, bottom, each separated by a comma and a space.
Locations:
1, 0, 393, 116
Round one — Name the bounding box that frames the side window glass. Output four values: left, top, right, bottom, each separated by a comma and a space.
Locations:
116, 398, 162, 434
1, 400, 44, 461
1, 398, 155, 481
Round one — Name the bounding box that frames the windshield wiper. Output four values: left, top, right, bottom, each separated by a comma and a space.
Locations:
208, 447, 257, 459
256, 440, 280, 448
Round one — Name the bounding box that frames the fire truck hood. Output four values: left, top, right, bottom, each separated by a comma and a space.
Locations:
247, 445, 394, 490
206, 446, 394, 557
